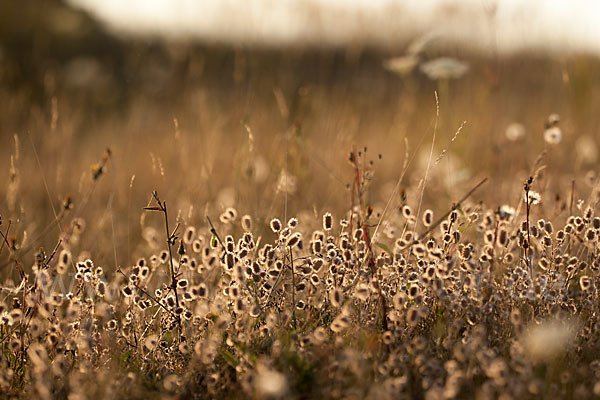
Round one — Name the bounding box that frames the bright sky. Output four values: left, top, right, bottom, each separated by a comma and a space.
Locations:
69, 0, 600, 55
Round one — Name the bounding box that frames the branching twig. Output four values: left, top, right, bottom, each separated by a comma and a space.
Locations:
0, 220, 22, 273
524, 177, 534, 278
143, 191, 181, 337
42, 240, 62, 270
0, 219, 10, 260
289, 245, 297, 330
346, 146, 389, 331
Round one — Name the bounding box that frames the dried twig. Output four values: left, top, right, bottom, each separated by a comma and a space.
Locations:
144, 191, 182, 337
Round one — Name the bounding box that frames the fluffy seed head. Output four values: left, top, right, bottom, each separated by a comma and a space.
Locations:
270, 218, 282, 233
323, 213, 333, 231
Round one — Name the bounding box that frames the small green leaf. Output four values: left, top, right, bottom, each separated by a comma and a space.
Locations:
219, 349, 239, 367
375, 242, 392, 256
458, 223, 472, 233
122, 350, 132, 363
251, 314, 264, 330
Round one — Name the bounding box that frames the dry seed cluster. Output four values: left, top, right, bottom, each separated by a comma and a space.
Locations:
2, 182, 600, 399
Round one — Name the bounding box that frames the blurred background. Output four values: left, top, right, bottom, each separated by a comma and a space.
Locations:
1, 0, 600, 266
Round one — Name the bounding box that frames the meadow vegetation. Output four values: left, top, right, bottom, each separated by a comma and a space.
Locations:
1, 46, 600, 399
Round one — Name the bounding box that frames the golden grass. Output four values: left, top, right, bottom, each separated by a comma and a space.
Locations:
1, 49, 600, 398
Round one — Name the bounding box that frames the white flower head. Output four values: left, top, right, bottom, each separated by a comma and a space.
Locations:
544, 126, 562, 144
498, 205, 516, 219
525, 191, 541, 205
384, 55, 419, 76
420, 57, 469, 80
523, 319, 576, 362
255, 363, 287, 397
505, 123, 525, 141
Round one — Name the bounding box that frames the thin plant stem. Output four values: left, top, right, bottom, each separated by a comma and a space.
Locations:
289, 245, 297, 330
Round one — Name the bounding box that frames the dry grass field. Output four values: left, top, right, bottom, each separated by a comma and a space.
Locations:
2, 9, 600, 397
